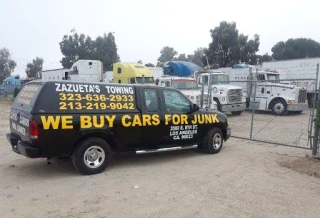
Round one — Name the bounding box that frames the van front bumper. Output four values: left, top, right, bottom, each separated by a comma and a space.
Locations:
225, 128, 231, 141
6, 133, 40, 158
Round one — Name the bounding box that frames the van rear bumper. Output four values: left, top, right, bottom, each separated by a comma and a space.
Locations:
6, 133, 40, 158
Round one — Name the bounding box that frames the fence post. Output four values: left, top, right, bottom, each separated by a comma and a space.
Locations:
312, 63, 320, 155
249, 69, 258, 139
201, 79, 204, 108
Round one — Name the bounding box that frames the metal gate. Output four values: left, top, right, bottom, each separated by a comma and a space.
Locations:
225, 67, 319, 150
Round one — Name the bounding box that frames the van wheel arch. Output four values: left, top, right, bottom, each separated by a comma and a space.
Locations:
73, 132, 117, 152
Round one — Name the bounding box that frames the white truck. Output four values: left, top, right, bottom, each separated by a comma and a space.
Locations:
219, 65, 308, 115
194, 70, 246, 115
156, 76, 217, 110
261, 57, 320, 108
41, 60, 104, 82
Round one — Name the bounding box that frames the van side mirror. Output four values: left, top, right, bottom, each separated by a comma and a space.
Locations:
189, 104, 200, 113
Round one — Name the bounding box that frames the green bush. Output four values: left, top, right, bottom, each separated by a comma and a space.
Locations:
14, 87, 21, 98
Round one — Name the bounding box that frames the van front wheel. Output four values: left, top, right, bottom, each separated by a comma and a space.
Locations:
72, 137, 112, 175
203, 128, 223, 154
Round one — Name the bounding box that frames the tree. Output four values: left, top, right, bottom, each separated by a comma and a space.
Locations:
258, 53, 273, 63
137, 60, 143, 64
145, 63, 155, 67
207, 21, 260, 67
157, 46, 178, 67
271, 38, 320, 60
25, 57, 44, 78
188, 48, 207, 67
0, 48, 16, 82
176, 54, 188, 61
59, 30, 120, 71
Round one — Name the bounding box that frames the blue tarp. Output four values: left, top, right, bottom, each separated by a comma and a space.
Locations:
163, 61, 201, 77
232, 64, 249, 68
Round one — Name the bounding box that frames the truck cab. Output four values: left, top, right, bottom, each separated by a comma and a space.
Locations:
156, 76, 217, 110
250, 70, 307, 115
0, 74, 22, 96
195, 71, 246, 115
113, 62, 155, 85
222, 65, 308, 115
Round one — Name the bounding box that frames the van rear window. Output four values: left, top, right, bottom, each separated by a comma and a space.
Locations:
13, 83, 42, 112
33, 82, 139, 113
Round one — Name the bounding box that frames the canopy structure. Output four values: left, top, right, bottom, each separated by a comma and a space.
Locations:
163, 61, 201, 77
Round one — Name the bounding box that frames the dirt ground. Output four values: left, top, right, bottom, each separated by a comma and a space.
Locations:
1, 101, 320, 218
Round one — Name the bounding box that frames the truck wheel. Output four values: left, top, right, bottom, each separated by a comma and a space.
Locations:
72, 137, 112, 175
231, 110, 243, 115
203, 128, 223, 154
271, 99, 287, 116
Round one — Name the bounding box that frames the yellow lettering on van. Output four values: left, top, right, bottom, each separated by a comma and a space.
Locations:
142, 115, 151, 126
41, 116, 60, 130
152, 114, 160, 126
93, 116, 105, 128
205, 114, 212, 124
132, 115, 142, 126
80, 116, 92, 128
191, 115, 197, 124
121, 115, 131, 127
165, 114, 171, 125
105, 115, 116, 128
212, 114, 219, 123
181, 114, 188, 125
61, 116, 73, 129
172, 114, 180, 125
198, 114, 205, 124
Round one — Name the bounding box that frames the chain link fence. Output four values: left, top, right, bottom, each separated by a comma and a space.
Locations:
224, 76, 317, 149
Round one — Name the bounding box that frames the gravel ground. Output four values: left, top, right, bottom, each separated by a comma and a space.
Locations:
0, 101, 320, 218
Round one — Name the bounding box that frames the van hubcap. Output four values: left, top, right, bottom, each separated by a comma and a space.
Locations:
213, 133, 222, 149
84, 146, 105, 168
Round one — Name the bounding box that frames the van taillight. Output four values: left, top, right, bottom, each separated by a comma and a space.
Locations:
30, 120, 39, 139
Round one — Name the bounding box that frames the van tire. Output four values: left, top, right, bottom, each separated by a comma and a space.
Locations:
203, 128, 223, 154
72, 137, 112, 175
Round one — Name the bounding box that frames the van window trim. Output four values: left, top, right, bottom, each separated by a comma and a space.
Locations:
142, 88, 160, 113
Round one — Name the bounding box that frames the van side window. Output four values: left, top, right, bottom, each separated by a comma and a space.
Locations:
144, 89, 158, 112
163, 90, 190, 113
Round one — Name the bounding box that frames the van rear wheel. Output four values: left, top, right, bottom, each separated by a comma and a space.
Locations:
72, 137, 112, 175
203, 128, 223, 154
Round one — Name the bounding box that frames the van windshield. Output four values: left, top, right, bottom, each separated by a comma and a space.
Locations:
210, 74, 230, 84
172, 79, 198, 90
136, 77, 155, 84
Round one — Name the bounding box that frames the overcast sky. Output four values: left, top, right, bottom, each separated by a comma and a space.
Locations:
1, 0, 319, 77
